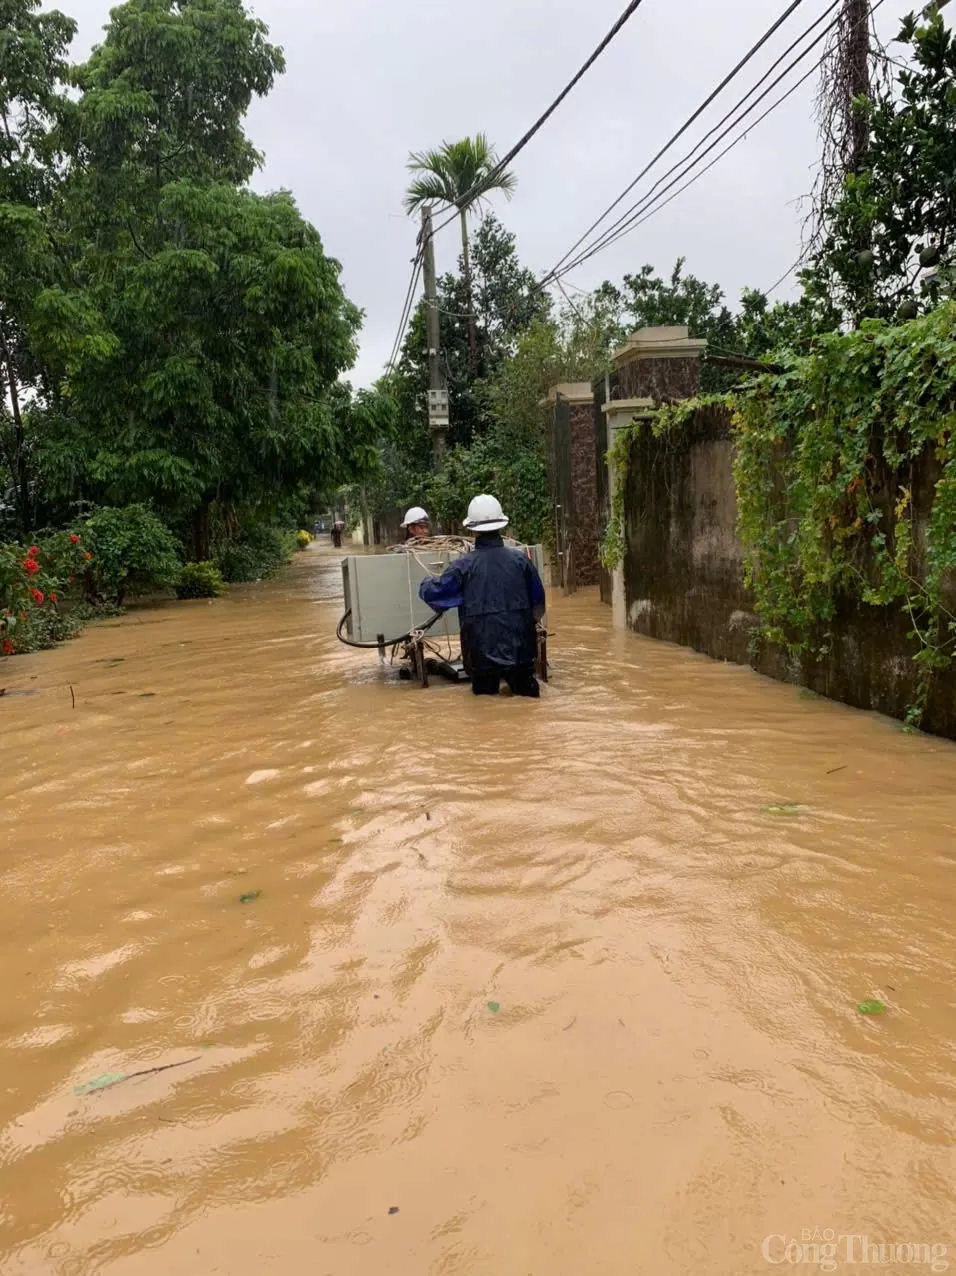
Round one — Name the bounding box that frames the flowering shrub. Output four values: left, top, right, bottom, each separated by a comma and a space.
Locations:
296, 530, 312, 550
1, 530, 91, 656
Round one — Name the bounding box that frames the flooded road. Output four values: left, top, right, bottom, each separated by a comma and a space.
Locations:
2, 545, 955, 1275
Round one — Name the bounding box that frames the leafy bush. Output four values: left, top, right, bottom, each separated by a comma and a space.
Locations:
71, 600, 125, 621
77, 505, 181, 605
214, 522, 295, 582
422, 430, 550, 545
176, 561, 226, 599
296, 529, 311, 549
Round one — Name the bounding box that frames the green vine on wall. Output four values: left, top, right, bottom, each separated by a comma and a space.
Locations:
598, 395, 733, 570
735, 305, 956, 727
598, 309, 956, 727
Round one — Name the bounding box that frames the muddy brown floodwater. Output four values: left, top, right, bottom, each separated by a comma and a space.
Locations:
2, 546, 955, 1275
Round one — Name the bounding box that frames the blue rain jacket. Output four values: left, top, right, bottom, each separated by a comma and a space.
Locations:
419, 534, 546, 670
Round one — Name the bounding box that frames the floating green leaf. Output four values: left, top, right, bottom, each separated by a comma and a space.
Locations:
487, 1001, 500, 1014
767, 804, 801, 815
239, 890, 261, 904
74, 1072, 129, 1095
857, 1000, 886, 1016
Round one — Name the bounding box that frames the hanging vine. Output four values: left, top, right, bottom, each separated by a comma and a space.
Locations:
598, 308, 956, 725
598, 394, 733, 570
733, 303, 956, 725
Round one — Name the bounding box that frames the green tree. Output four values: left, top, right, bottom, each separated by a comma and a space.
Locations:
53, 181, 360, 556
805, 6, 956, 322
485, 292, 623, 453
404, 134, 517, 372
393, 214, 549, 452
65, 0, 284, 222
598, 258, 741, 389
36, 0, 362, 557
0, 0, 83, 533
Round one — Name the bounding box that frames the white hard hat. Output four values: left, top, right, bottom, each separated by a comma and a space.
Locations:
400, 506, 430, 528
463, 493, 509, 532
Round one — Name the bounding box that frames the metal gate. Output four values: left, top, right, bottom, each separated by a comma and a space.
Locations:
549, 396, 577, 594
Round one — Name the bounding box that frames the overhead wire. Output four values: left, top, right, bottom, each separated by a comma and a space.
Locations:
556, 54, 823, 276
385, 251, 423, 371
545, 0, 886, 286
389, 0, 654, 371
390, 0, 886, 370
765, 257, 805, 298
539, 0, 811, 285
544, 0, 845, 280
428, 0, 654, 239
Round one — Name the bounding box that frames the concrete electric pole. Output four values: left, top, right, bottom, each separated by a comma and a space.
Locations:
420, 206, 449, 466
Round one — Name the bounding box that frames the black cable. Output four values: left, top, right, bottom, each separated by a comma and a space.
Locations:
539, 0, 810, 286
548, 0, 844, 278
386, 252, 423, 371
557, 43, 825, 277
336, 608, 444, 650
548, 0, 886, 284
428, 0, 653, 239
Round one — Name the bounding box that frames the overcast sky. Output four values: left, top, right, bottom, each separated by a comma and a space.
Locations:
62, 0, 915, 386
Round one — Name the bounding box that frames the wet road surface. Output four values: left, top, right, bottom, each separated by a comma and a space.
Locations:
2, 546, 955, 1274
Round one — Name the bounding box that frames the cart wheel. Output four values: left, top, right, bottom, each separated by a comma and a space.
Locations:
411, 640, 429, 687
537, 629, 549, 684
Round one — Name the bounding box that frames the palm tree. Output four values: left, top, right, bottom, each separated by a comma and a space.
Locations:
404, 134, 517, 372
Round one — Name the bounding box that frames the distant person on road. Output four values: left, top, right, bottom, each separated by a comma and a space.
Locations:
419, 494, 545, 698
331, 519, 345, 549
400, 506, 431, 541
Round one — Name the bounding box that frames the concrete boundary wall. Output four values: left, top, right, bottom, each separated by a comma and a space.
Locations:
545, 325, 956, 740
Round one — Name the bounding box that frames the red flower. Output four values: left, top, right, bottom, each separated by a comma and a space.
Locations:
23, 557, 40, 575
27, 545, 39, 559
1, 639, 13, 656
49, 592, 57, 604
70, 534, 80, 544
31, 588, 44, 605
83, 551, 92, 561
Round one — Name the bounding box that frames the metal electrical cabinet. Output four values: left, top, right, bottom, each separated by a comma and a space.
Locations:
341, 545, 546, 645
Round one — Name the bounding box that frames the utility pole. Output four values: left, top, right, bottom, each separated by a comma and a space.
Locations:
420, 206, 449, 466
845, 0, 871, 176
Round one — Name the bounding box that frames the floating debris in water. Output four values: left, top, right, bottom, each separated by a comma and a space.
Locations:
857, 1000, 886, 1016
239, 891, 261, 904
75, 1072, 128, 1094
74, 1056, 200, 1095
487, 1001, 500, 1014
766, 804, 802, 815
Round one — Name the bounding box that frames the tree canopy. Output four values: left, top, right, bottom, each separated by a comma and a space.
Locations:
1, 0, 370, 551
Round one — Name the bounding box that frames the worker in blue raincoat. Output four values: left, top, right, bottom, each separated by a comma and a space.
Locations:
419, 494, 546, 698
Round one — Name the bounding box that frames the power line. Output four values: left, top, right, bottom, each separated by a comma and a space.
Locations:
567, 64, 820, 267
552, 34, 834, 278
393, 0, 654, 372
547, 0, 844, 278
546, 0, 886, 285
385, 252, 423, 371
765, 257, 804, 296
539, 0, 811, 285
429, 0, 653, 238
